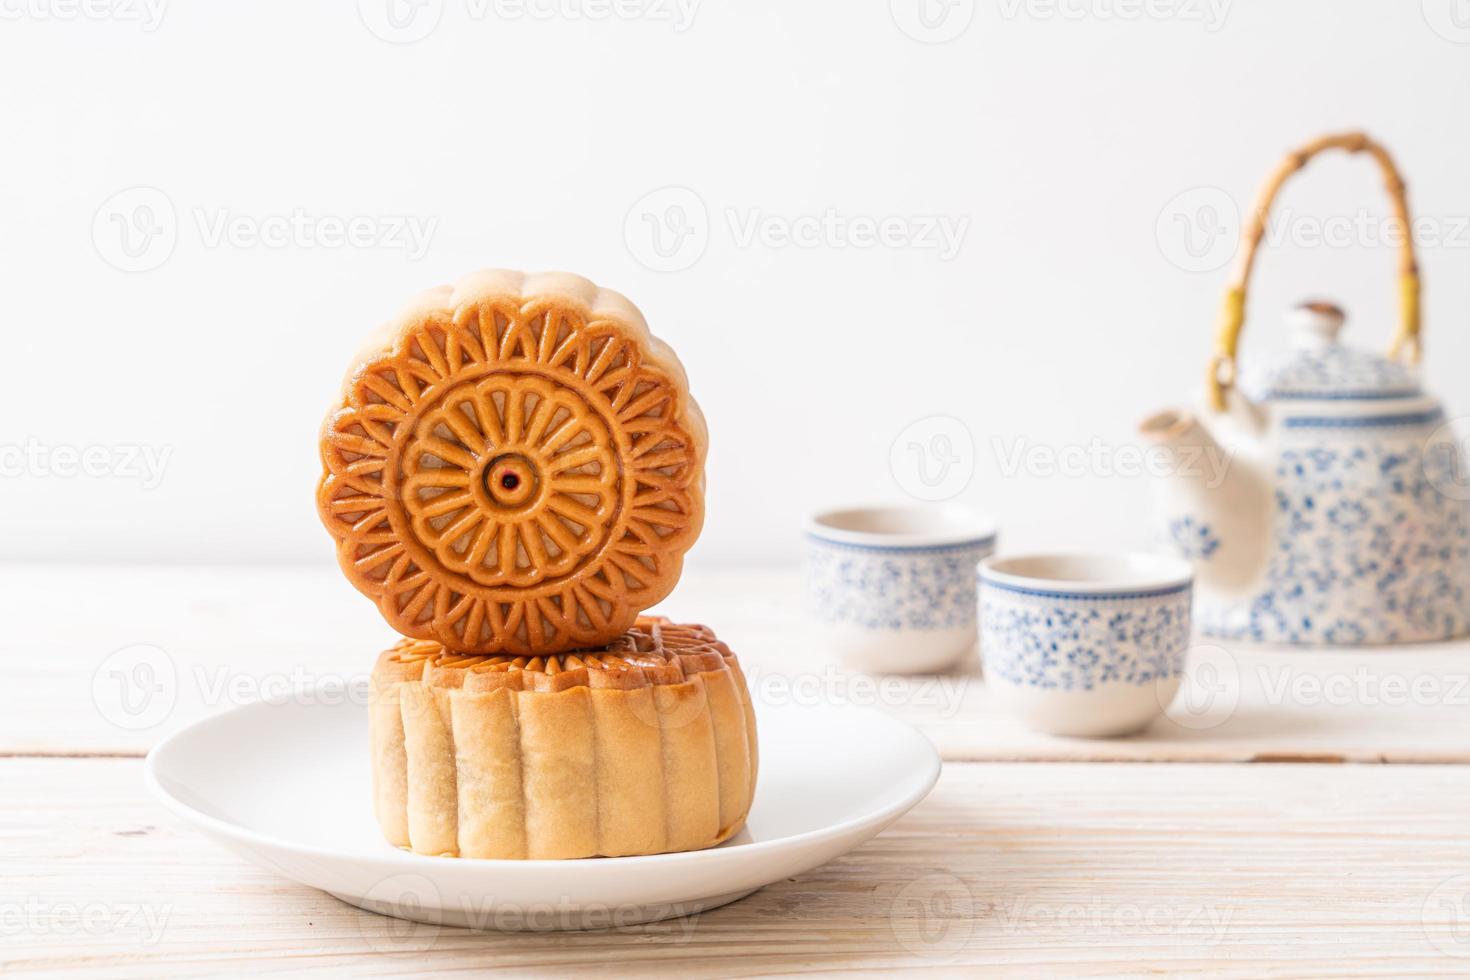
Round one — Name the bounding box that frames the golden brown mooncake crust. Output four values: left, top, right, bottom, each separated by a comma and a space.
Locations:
318, 270, 707, 656
369, 617, 758, 860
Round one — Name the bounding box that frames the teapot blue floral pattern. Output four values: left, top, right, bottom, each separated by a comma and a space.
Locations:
1192, 419, 1469, 644
1145, 302, 1470, 645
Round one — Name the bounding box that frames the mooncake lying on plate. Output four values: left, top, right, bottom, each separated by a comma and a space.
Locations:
369, 617, 757, 860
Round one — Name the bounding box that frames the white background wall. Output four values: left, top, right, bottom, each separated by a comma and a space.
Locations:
2, 0, 1468, 568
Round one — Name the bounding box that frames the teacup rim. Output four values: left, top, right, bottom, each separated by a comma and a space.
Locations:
806, 504, 998, 551
980, 551, 1193, 598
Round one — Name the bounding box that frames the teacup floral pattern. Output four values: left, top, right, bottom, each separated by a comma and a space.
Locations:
980, 582, 1192, 691
806, 538, 994, 631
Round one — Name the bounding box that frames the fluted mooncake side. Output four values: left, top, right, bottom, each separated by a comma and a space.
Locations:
369, 617, 758, 859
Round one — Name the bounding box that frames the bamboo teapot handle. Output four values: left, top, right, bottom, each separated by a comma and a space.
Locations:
1206, 131, 1421, 411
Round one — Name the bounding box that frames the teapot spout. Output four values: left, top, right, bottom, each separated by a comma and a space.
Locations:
1140, 410, 1233, 479
1139, 408, 1271, 592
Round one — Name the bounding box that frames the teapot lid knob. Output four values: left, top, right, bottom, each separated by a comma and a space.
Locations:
1288, 300, 1346, 348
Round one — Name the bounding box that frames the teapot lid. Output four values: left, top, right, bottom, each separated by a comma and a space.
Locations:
1241, 301, 1423, 401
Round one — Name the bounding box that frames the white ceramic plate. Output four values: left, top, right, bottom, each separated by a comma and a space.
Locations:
144, 693, 940, 931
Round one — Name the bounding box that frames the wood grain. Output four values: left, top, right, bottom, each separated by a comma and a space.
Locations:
6, 565, 1469, 763
6, 758, 1470, 976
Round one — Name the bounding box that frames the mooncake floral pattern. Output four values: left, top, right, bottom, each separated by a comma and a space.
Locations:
318, 279, 704, 655
1186, 426, 1470, 645
980, 585, 1191, 691
805, 539, 994, 631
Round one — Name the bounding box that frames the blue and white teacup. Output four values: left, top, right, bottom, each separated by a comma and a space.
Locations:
980, 553, 1193, 737
806, 506, 997, 673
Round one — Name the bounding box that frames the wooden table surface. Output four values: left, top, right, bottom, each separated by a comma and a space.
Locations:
6, 564, 1470, 977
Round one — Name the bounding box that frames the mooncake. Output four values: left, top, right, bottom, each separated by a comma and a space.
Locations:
318, 270, 707, 655
369, 617, 758, 859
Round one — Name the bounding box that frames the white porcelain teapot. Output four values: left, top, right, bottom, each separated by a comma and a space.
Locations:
1142, 132, 1470, 645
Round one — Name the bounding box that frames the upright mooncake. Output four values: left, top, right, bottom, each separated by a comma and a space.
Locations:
369, 617, 758, 859
318, 270, 707, 655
